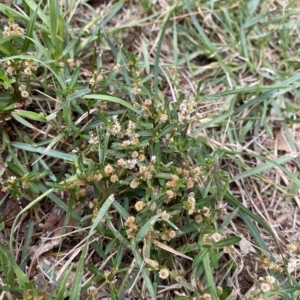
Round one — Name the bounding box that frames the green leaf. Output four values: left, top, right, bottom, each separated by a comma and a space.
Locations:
192, 247, 209, 269
203, 252, 217, 299
154, 10, 172, 98
84, 94, 140, 114
158, 123, 177, 138
109, 283, 118, 300
215, 236, 241, 248
68, 66, 81, 89
135, 212, 163, 243
68, 88, 91, 101
69, 243, 88, 300
210, 248, 218, 269
55, 266, 73, 300
87, 195, 115, 238
12, 110, 46, 122
0, 242, 14, 286
11, 142, 73, 161
22, 0, 39, 53
232, 154, 298, 182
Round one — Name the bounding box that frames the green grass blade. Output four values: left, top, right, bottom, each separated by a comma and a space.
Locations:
55, 266, 72, 300
84, 94, 140, 114
69, 243, 88, 300
203, 252, 217, 299
232, 153, 298, 182
22, 0, 39, 53
154, 12, 172, 98
130, 244, 156, 299
20, 220, 34, 271
11, 142, 73, 161
88, 195, 115, 238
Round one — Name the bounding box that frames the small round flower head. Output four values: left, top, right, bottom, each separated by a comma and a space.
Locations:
124, 216, 136, 228
126, 228, 136, 238
139, 166, 154, 180
127, 120, 136, 130
171, 174, 179, 182
131, 134, 139, 145
159, 113, 168, 124
131, 86, 141, 95
161, 211, 170, 221
67, 58, 75, 68
145, 258, 159, 270
186, 178, 194, 189
138, 154, 145, 161
95, 173, 103, 181
168, 230, 176, 239
161, 229, 174, 241
3, 22, 24, 36
159, 268, 169, 279
145, 99, 152, 106
202, 206, 211, 217
24, 67, 32, 75
19, 85, 26, 91
21, 90, 29, 98
203, 233, 213, 245
87, 285, 97, 297
127, 159, 137, 169
88, 131, 98, 145
108, 116, 121, 135
113, 64, 120, 72
265, 275, 275, 284
131, 151, 139, 158
286, 243, 298, 252
149, 202, 156, 211
201, 294, 212, 300
110, 174, 118, 183
89, 77, 96, 85
92, 208, 99, 220
24, 59, 37, 71
194, 214, 203, 223
166, 190, 175, 200
21, 181, 29, 189
98, 100, 107, 112
104, 164, 114, 175
260, 282, 271, 292
116, 158, 126, 168
122, 140, 132, 147
130, 179, 140, 189
186, 193, 196, 215
87, 173, 103, 182
211, 232, 222, 242
6, 67, 15, 76
135, 200, 146, 211
7, 176, 16, 184
287, 258, 298, 273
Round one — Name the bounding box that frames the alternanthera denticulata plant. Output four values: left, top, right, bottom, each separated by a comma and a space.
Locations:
50, 64, 243, 299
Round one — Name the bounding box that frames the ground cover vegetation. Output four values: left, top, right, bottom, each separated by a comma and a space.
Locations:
0, 0, 300, 299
